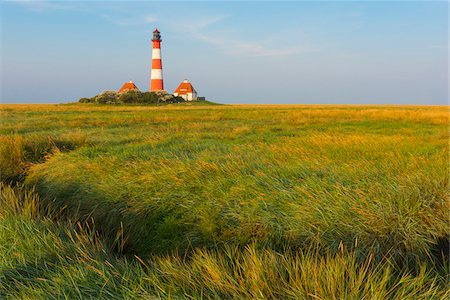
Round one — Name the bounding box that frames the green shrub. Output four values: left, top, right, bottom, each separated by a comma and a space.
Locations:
141, 92, 159, 104
167, 95, 185, 103
118, 90, 145, 103
94, 91, 118, 104
79, 90, 186, 105
78, 97, 92, 103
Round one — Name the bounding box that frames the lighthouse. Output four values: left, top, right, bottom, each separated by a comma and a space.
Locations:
150, 28, 164, 91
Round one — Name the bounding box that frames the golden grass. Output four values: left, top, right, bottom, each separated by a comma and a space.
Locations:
0, 135, 27, 181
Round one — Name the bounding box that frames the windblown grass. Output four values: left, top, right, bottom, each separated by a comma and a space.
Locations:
0, 132, 88, 183
0, 104, 448, 298
1, 184, 448, 299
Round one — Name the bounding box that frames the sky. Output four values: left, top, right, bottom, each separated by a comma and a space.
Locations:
1, 1, 448, 104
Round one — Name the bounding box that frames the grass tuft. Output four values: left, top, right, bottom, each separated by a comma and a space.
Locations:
0, 136, 27, 183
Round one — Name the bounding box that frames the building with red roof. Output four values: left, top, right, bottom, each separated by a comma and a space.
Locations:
118, 80, 140, 94
173, 79, 197, 101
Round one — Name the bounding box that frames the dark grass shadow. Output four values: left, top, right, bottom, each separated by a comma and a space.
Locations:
28, 176, 450, 280
32, 178, 217, 258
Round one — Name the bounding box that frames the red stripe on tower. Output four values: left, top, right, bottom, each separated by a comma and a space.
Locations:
150, 28, 164, 91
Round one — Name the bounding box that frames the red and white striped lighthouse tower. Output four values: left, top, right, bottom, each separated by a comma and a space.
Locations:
150, 28, 164, 91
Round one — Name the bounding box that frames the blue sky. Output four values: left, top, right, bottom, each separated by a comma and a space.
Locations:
1, 1, 448, 104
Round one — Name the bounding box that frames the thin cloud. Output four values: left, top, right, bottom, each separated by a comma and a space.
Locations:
100, 14, 158, 26
430, 45, 448, 49
174, 16, 310, 57
12, 1, 312, 57
195, 33, 308, 57
10, 0, 83, 12
12, 1, 159, 26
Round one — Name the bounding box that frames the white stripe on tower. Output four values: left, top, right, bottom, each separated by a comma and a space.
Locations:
150, 28, 164, 91
151, 69, 162, 79
151, 49, 161, 59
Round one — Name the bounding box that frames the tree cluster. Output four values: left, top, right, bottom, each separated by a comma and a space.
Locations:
79, 90, 185, 105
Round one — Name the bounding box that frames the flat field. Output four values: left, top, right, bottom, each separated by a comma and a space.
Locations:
0, 104, 448, 299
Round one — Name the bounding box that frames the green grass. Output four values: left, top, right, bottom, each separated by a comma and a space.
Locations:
1, 184, 448, 299
0, 104, 448, 298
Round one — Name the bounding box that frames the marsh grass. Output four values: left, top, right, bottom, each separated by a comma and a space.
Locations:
0, 184, 448, 299
0, 131, 88, 183
0, 104, 448, 298
0, 135, 26, 182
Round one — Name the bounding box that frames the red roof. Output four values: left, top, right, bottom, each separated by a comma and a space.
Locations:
174, 80, 196, 95
118, 81, 139, 94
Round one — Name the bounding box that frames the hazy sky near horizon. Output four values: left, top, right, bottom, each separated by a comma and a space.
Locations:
1, 1, 448, 104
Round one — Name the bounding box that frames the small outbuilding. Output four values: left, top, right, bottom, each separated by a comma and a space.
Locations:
118, 80, 140, 94
173, 79, 197, 101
